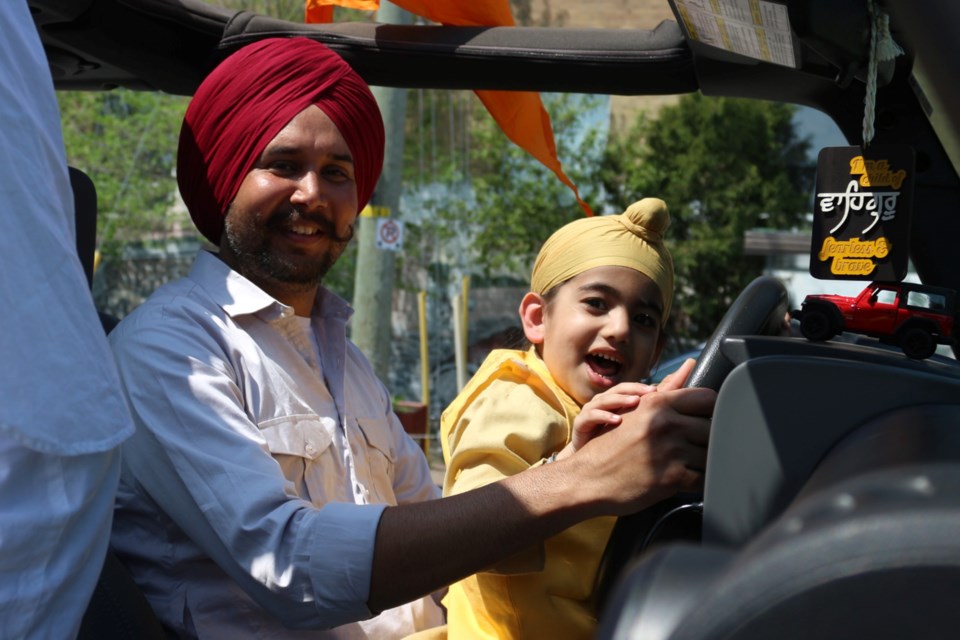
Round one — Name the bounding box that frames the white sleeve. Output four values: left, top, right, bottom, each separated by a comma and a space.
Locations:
112, 322, 385, 629
0, 0, 132, 454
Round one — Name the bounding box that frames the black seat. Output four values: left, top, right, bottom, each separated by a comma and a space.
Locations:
69, 166, 97, 289
69, 166, 165, 638
70, 165, 121, 334
77, 551, 166, 640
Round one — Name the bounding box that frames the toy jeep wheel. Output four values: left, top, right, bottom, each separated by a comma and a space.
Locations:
899, 325, 936, 359
800, 307, 836, 342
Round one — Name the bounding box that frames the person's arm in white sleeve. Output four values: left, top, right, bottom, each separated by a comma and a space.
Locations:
112, 322, 381, 629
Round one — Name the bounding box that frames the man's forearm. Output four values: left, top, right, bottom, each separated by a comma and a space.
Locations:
368, 385, 716, 612
368, 456, 603, 612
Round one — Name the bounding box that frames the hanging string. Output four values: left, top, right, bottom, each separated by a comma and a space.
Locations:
862, 0, 904, 147
430, 88, 437, 180
417, 88, 424, 188
462, 92, 470, 184
448, 90, 456, 177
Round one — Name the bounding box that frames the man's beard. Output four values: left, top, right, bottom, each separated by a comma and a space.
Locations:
223, 207, 354, 289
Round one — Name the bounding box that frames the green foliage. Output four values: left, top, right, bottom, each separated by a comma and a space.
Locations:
59, 90, 191, 255
600, 94, 812, 343
404, 90, 607, 283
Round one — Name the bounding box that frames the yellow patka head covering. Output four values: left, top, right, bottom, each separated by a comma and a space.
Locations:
530, 197, 675, 325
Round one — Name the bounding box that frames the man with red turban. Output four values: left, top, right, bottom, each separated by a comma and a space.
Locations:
108, 37, 714, 638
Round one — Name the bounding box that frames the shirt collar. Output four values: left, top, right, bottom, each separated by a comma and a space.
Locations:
189, 249, 355, 323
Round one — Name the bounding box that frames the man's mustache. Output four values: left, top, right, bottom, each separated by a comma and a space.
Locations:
269, 209, 354, 243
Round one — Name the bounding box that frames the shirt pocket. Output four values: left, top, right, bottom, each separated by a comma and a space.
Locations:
259, 414, 335, 499
351, 415, 396, 503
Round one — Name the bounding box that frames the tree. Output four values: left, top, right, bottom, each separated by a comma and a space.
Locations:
600, 93, 812, 346
403, 90, 608, 286
59, 90, 190, 255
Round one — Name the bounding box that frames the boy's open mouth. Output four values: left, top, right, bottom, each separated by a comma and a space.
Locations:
586, 353, 622, 380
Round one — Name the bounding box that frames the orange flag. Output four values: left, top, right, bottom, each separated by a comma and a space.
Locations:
305, 0, 377, 19
304, 0, 593, 215
304, 2, 334, 22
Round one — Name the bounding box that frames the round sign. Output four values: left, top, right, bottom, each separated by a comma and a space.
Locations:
375, 218, 404, 251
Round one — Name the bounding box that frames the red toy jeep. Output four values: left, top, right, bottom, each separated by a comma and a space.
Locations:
794, 281, 957, 359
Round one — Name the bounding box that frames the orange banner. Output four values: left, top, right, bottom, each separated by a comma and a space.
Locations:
304, 2, 334, 23
475, 89, 589, 214
305, 0, 377, 20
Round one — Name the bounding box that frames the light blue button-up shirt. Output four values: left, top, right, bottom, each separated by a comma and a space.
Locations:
110, 250, 442, 638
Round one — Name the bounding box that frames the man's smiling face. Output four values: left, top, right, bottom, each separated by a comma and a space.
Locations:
220, 104, 358, 304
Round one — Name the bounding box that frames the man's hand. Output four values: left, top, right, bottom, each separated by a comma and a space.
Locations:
563, 375, 714, 517
559, 357, 699, 460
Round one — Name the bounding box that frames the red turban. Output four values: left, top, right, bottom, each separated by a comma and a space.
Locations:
177, 37, 385, 245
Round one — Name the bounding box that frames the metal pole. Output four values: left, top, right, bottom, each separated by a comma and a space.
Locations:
352, 0, 412, 381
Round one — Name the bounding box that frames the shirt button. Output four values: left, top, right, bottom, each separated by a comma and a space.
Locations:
305, 444, 316, 456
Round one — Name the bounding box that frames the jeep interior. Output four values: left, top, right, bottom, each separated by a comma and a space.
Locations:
29, 1, 960, 637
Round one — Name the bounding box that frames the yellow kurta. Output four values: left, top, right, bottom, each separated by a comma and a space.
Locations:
439, 348, 616, 640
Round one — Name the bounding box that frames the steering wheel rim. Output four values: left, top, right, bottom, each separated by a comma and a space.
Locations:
594, 276, 790, 614
683, 275, 790, 390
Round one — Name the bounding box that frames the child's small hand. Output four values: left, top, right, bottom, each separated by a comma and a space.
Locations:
557, 382, 655, 461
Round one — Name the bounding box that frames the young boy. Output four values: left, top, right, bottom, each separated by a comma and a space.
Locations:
437, 198, 706, 639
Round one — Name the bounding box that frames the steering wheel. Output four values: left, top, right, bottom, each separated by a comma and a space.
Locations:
683, 275, 790, 391
593, 275, 789, 611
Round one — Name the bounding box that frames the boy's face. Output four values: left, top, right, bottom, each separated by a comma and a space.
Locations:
522, 265, 665, 406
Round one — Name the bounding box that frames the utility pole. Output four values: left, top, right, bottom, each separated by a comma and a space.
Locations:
352, 0, 411, 382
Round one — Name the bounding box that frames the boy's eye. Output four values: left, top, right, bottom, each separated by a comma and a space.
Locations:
634, 313, 657, 327
584, 297, 607, 310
